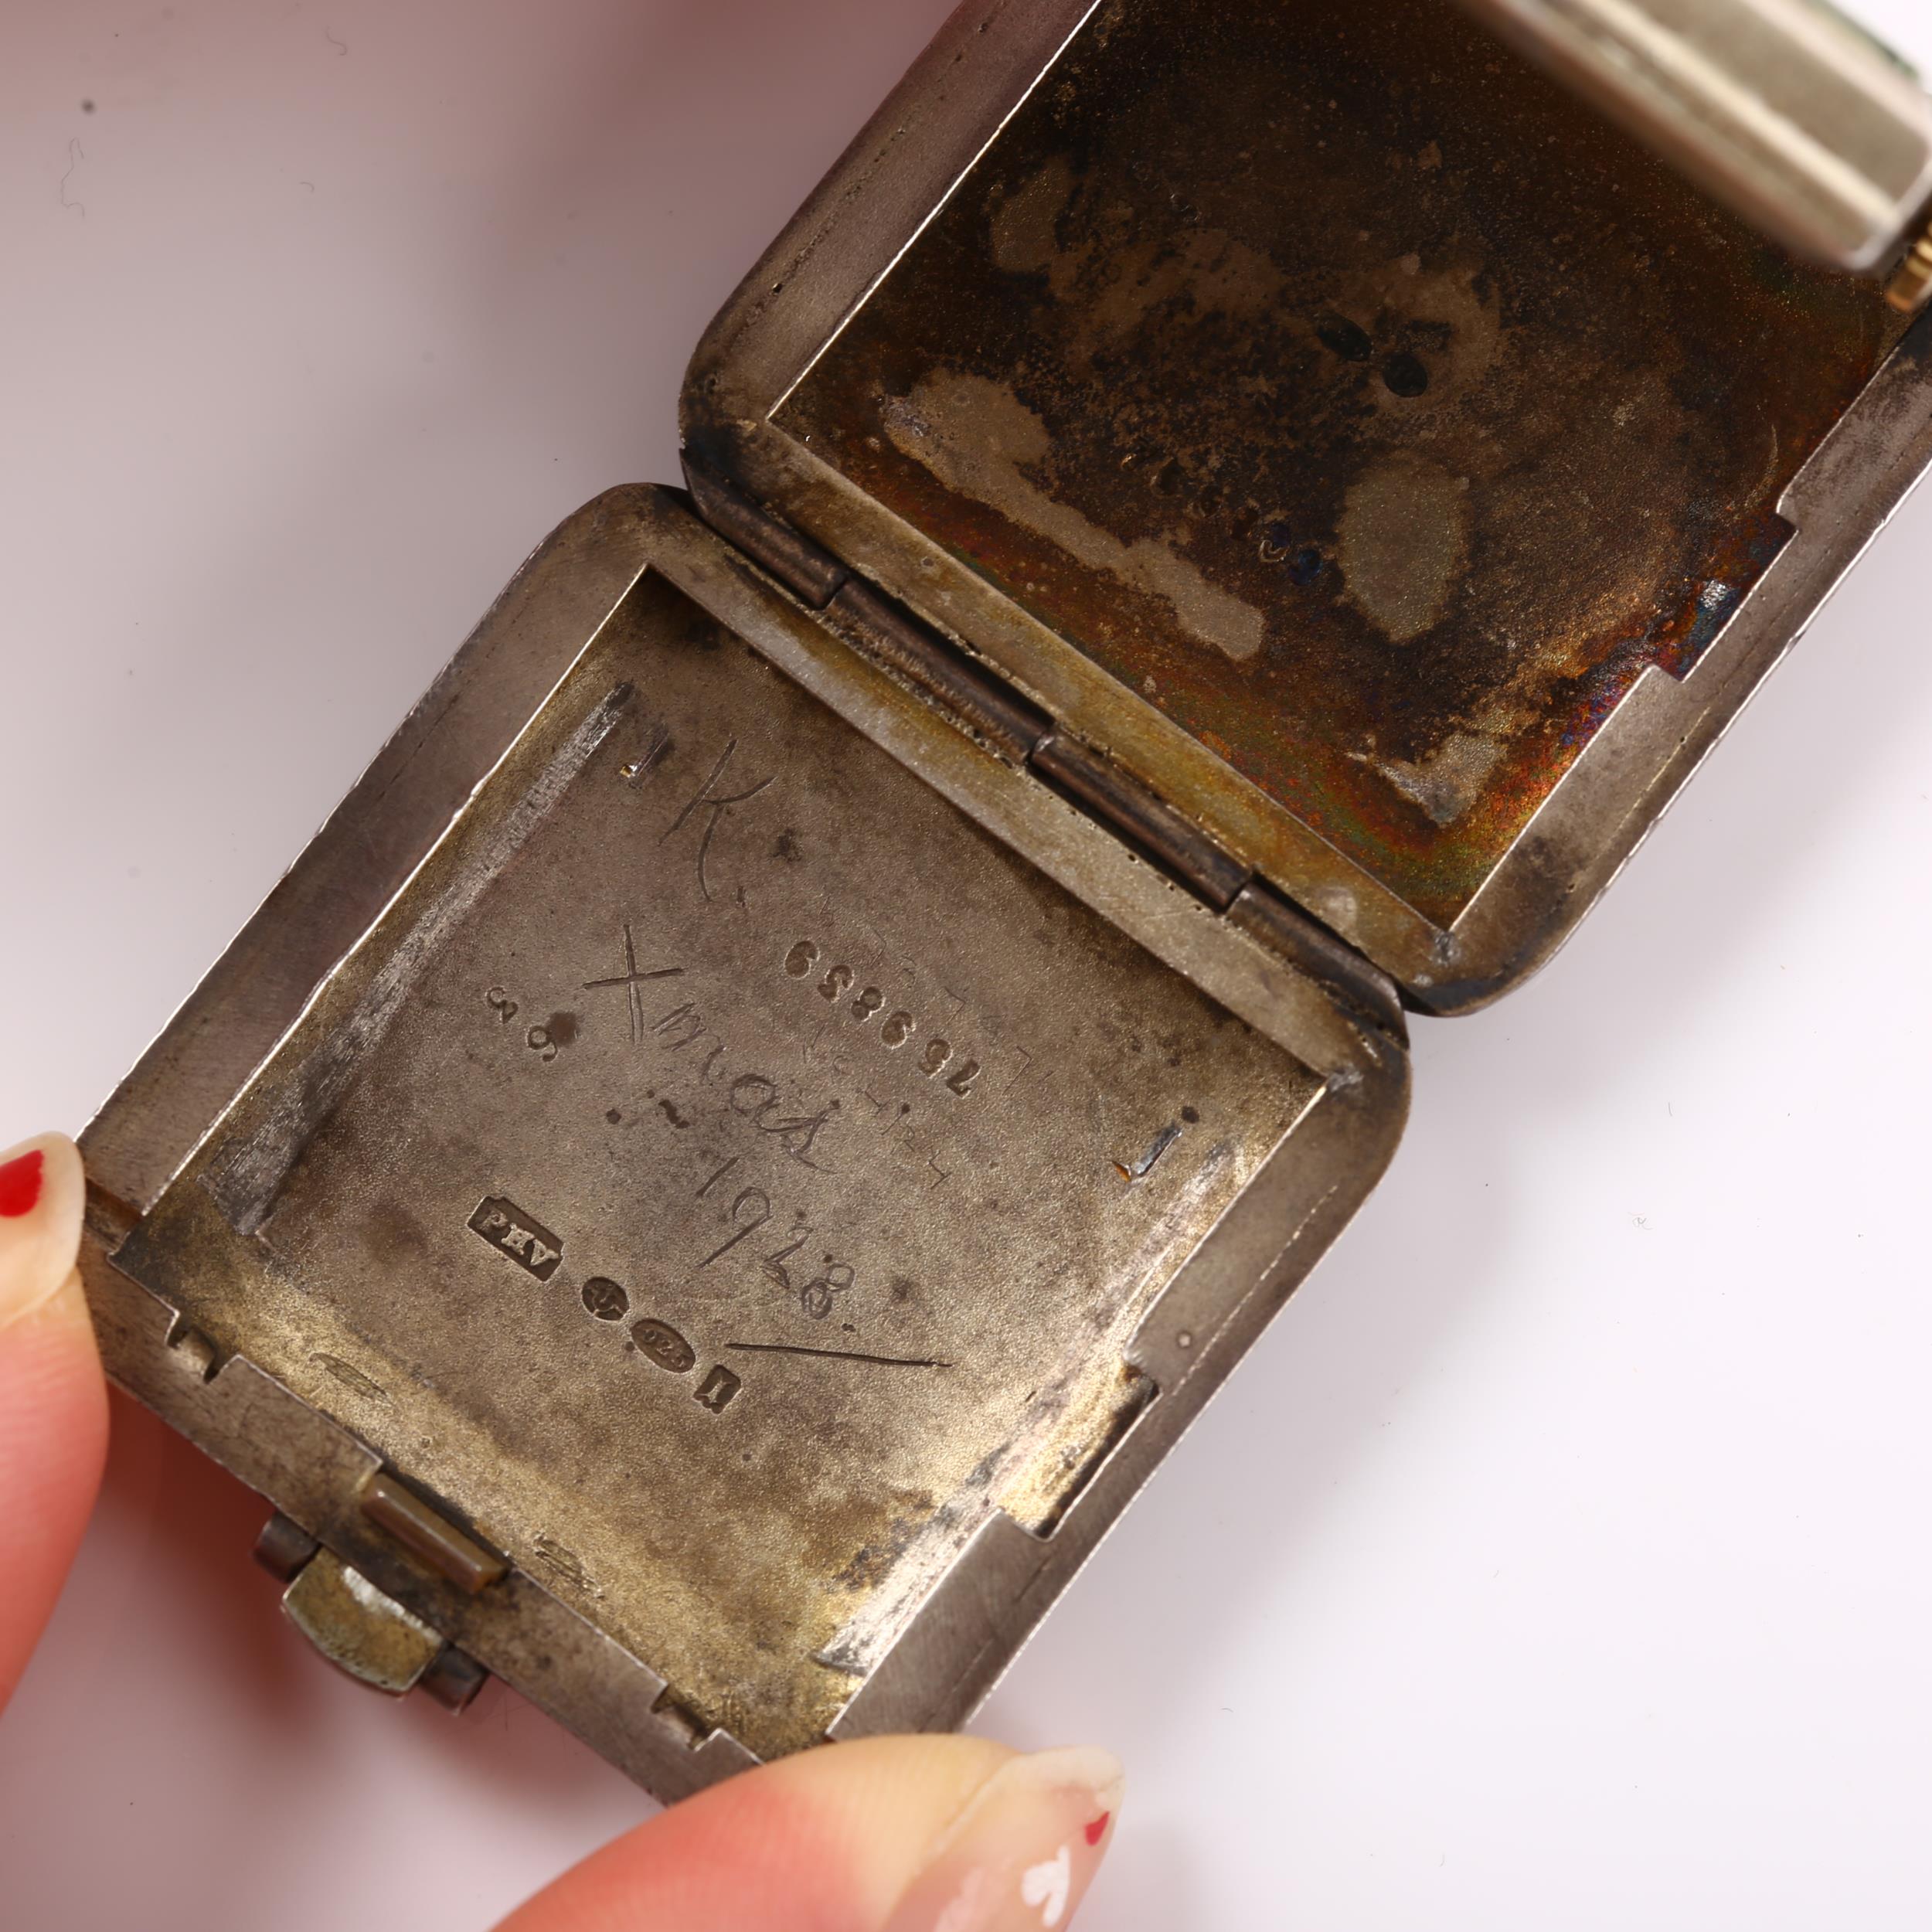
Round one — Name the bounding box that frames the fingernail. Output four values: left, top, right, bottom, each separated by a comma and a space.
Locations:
884, 1745, 1123, 1932
0, 1134, 86, 1332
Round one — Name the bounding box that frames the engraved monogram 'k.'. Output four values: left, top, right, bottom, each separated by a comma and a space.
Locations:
662, 738, 773, 902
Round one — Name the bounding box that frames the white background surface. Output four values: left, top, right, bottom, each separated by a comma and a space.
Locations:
5, 2, 1932, 1927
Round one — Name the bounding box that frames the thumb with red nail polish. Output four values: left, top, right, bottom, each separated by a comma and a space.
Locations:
0, 1133, 109, 1711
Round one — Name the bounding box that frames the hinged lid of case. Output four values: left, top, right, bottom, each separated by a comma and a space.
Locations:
683, 0, 1932, 1009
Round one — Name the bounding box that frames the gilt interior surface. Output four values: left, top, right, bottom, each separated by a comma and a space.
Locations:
113, 574, 1319, 1757
775, 0, 1904, 927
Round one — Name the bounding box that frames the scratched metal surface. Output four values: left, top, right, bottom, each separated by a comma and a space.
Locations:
111, 570, 1321, 1760
773, 0, 1905, 928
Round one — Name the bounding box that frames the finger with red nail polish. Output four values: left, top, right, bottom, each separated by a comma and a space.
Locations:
0, 1132, 108, 1711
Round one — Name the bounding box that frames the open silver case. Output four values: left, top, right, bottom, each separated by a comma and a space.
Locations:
79, 0, 1932, 1801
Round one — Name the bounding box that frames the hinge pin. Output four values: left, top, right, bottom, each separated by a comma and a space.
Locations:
360, 1471, 507, 1594
1886, 229, 1932, 314
251, 1511, 320, 1582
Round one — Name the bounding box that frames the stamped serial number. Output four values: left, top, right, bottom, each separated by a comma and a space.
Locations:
783, 940, 980, 1097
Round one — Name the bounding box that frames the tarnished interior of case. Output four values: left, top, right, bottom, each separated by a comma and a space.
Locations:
774, 0, 1906, 927
111, 572, 1323, 1757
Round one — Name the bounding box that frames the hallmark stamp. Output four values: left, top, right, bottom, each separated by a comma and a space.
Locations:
694, 1365, 743, 1413
581, 1277, 631, 1321
631, 1318, 698, 1375
313, 1352, 389, 1405
468, 1196, 564, 1281
532, 1536, 594, 1594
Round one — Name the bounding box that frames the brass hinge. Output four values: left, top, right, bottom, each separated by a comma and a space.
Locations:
251, 1512, 491, 1711
683, 465, 1406, 1045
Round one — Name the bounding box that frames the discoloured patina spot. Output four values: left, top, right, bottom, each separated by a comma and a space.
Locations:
1372, 727, 1509, 826
1337, 459, 1470, 645
990, 156, 1081, 286
883, 369, 1267, 662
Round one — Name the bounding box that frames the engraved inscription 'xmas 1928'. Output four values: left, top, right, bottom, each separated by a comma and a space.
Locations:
458, 702, 1060, 1415
693, 1157, 856, 1322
